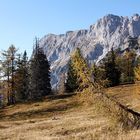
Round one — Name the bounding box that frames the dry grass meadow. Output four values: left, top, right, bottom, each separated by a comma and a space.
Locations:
1, 83, 140, 139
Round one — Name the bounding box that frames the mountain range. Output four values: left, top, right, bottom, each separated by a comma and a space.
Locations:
39, 14, 140, 88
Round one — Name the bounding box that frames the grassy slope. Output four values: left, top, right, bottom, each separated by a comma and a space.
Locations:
106, 82, 140, 112
1, 84, 140, 140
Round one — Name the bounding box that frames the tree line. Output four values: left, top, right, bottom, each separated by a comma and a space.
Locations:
0, 38, 51, 106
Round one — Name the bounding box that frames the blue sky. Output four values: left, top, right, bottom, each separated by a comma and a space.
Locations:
0, 0, 140, 56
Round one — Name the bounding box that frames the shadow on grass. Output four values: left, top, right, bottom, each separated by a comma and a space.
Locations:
5, 103, 78, 120
47, 93, 76, 101
0, 94, 79, 121
11, 93, 77, 105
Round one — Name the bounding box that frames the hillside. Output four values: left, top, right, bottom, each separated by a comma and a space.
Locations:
1, 84, 140, 139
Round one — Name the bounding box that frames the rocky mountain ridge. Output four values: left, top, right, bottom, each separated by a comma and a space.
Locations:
39, 14, 140, 88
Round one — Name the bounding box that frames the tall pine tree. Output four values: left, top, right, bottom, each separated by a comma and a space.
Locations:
65, 59, 79, 92
30, 38, 51, 100
104, 48, 121, 87
14, 51, 29, 101
119, 50, 136, 83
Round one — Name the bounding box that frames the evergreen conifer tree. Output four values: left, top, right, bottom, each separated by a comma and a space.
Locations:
104, 48, 121, 86
119, 50, 136, 83
30, 38, 51, 100
91, 63, 106, 86
14, 51, 29, 101
65, 59, 79, 92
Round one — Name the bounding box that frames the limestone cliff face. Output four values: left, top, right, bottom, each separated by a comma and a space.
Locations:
39, 14, 140, 88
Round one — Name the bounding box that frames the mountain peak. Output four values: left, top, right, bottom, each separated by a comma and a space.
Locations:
104, 14, 120, 18
132, 13, 140, 20
39, 14, 140, 88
